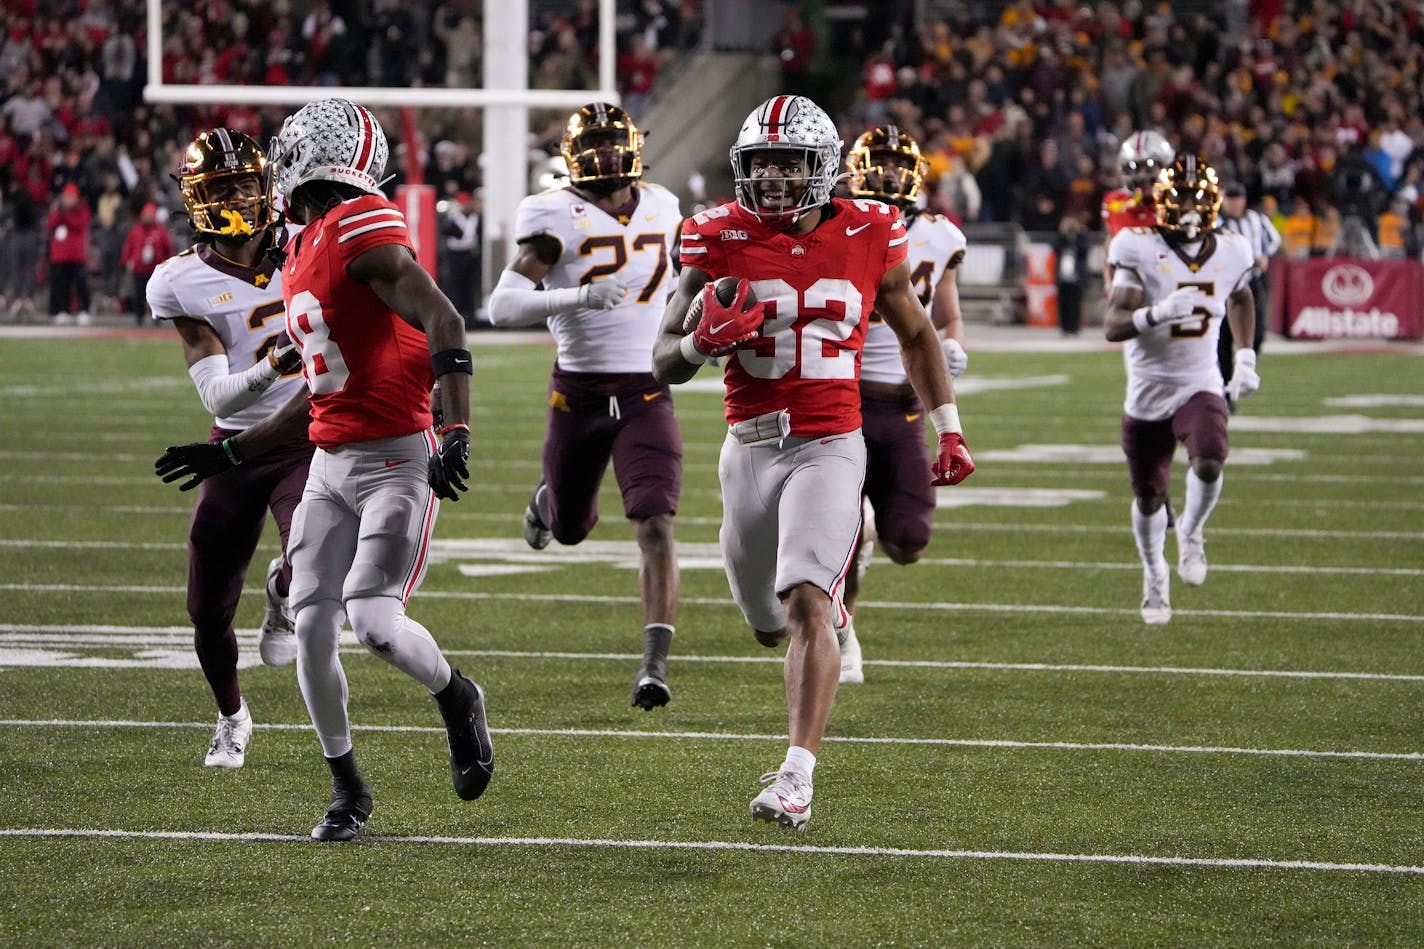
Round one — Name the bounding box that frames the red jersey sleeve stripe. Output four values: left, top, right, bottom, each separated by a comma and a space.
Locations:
340, 208, 404, 227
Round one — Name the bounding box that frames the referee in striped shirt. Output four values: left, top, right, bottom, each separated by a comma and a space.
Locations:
1217, 182, 1282, 406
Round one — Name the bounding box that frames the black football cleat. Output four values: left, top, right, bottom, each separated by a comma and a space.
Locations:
311, 786, 372, 842
435, 670, 494, 800
631, 625, 673, 711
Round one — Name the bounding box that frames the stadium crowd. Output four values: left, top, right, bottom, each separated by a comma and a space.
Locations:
839, 0, 1424, 260
1, 0, 1421, 324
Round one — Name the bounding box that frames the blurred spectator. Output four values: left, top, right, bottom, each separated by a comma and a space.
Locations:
120, 202, 174, 324
1376, 196, 1419, 261
1055, 214, 1090, 336
438, 190, 480, 323
772, 6, 816, 97
619, 34, 659, 119
1279, 200, 1318, 261
46, 182, 91, 325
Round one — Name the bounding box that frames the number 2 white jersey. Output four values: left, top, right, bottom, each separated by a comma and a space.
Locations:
514, 183, 681, 373
860, 211, 966, 386
1108, 227, 1254, 420
147, 239, 303, 431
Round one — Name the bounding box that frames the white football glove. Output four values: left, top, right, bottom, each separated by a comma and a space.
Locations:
1133, 286, 1202, 331
579, 276, 628, 311
1226, 348, 1260, 402
941, 337, 968, 378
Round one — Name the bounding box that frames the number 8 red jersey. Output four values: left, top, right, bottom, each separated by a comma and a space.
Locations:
679, 198, 908, 436
283, 194, 435, 449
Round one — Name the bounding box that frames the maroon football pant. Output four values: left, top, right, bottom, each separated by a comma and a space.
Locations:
187, 427, 313, 713
861, 388, 935, 553
1121, 390, 1230, 500
541, 366, 682, 544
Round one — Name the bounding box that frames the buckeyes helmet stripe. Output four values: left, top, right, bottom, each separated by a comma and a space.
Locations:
343, 101, 378, 177
762, 95, 793, 143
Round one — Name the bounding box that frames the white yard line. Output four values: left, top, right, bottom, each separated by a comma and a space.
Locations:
0, 582, 1416, 622
0, 827, 1420, 875
0, 583, 1418, 622
0, 719, 1418, 762
3, 629, 1421, 682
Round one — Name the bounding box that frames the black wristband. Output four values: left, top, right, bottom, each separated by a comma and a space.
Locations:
431, 348, 473, 377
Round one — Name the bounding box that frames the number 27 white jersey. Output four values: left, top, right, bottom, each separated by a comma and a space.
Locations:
1108, 226, 1254, 420
514, 183, 681, 373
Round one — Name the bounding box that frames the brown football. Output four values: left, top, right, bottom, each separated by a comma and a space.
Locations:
682, 277, 757, 333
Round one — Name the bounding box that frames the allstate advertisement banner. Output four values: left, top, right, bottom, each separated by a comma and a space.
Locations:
1275, 259, 1424, 339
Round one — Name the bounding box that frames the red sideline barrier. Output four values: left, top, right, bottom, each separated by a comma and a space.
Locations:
396, 184, 437, 279
1274, 258, 1424, 340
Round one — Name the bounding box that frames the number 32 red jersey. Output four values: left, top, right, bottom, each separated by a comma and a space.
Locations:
679, 198, 908, 436
283, 195, 435, 449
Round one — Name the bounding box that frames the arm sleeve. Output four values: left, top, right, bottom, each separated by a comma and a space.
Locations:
486, 268, 582, 326
187, 353, 282, 418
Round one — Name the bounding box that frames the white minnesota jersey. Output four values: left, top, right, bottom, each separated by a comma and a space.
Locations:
1108, 227, 1254, 420
860, 212, 966, 385
515, 183, 681, 373
148, 240, 303, 431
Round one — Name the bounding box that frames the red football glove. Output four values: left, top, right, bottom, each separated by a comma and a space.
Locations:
691, 278, 763, 357
931, 432, 975, 486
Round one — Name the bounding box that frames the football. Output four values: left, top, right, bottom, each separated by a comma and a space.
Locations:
682, 276, 757, 333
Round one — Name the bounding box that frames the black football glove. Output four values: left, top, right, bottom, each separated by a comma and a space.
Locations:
155, 438, 242, 492
428, 427, 470, 501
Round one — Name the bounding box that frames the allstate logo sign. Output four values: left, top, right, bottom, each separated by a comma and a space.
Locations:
1320, 264, 1374, 306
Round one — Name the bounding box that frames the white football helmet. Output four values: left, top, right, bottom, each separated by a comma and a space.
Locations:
269, 98, 389, 207
1118, 130, 1174, 192
730, 95, 842, 226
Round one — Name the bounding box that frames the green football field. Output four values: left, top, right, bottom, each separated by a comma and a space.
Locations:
1, 330, 1421, 947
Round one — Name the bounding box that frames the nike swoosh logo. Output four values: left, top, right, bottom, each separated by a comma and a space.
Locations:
642, 391, 663, 402
777, 797, 810, 813
845, 223, 870, 236
905, 413, 921, 422
312, 233, 323, 247
709, 319, 734, 333
384, 460, 408, 468
821, 437, 846, 445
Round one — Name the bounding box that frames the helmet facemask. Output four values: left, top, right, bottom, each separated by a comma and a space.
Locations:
1118, 130, 1175, 192
561, 103, 643, 197
730, 95, 842, 227
847, 127, 927, 206
1153, 155, 1222, 243
177, 129, 277, 240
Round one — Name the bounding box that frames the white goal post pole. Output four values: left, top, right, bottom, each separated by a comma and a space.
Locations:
143, 0, 622, 307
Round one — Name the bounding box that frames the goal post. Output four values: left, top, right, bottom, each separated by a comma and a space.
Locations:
142, 0, 621, 307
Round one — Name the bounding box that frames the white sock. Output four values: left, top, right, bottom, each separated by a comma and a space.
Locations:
783, 745, 816, 778
1131, 502, 1169, 578
1179, 468, 1222, 541
225, 699, 250, 722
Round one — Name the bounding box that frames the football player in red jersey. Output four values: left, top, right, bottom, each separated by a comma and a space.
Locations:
651, 95, 975, 830
155, 99, 492, 842
149, 129, 309, 770
1102, 130, 1174, 238
488, 103, 684, 712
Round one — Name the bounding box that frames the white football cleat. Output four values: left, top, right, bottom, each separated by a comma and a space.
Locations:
259, 556, 298, 667
1177, 530, 1207, 586
204, 707, 253, 768
522, 483, 553, 550
838, 621, 864, 685
1140, 572, 1172, 625
750, 769, 813, 830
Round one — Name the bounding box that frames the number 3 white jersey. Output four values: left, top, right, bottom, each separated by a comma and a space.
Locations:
147, 239, 302, 431
860, 211, 966, 386
514, 183, 681, 373
1108, 227, 1254, 420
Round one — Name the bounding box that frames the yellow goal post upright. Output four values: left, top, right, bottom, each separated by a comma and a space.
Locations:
142, 0, 620, 299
